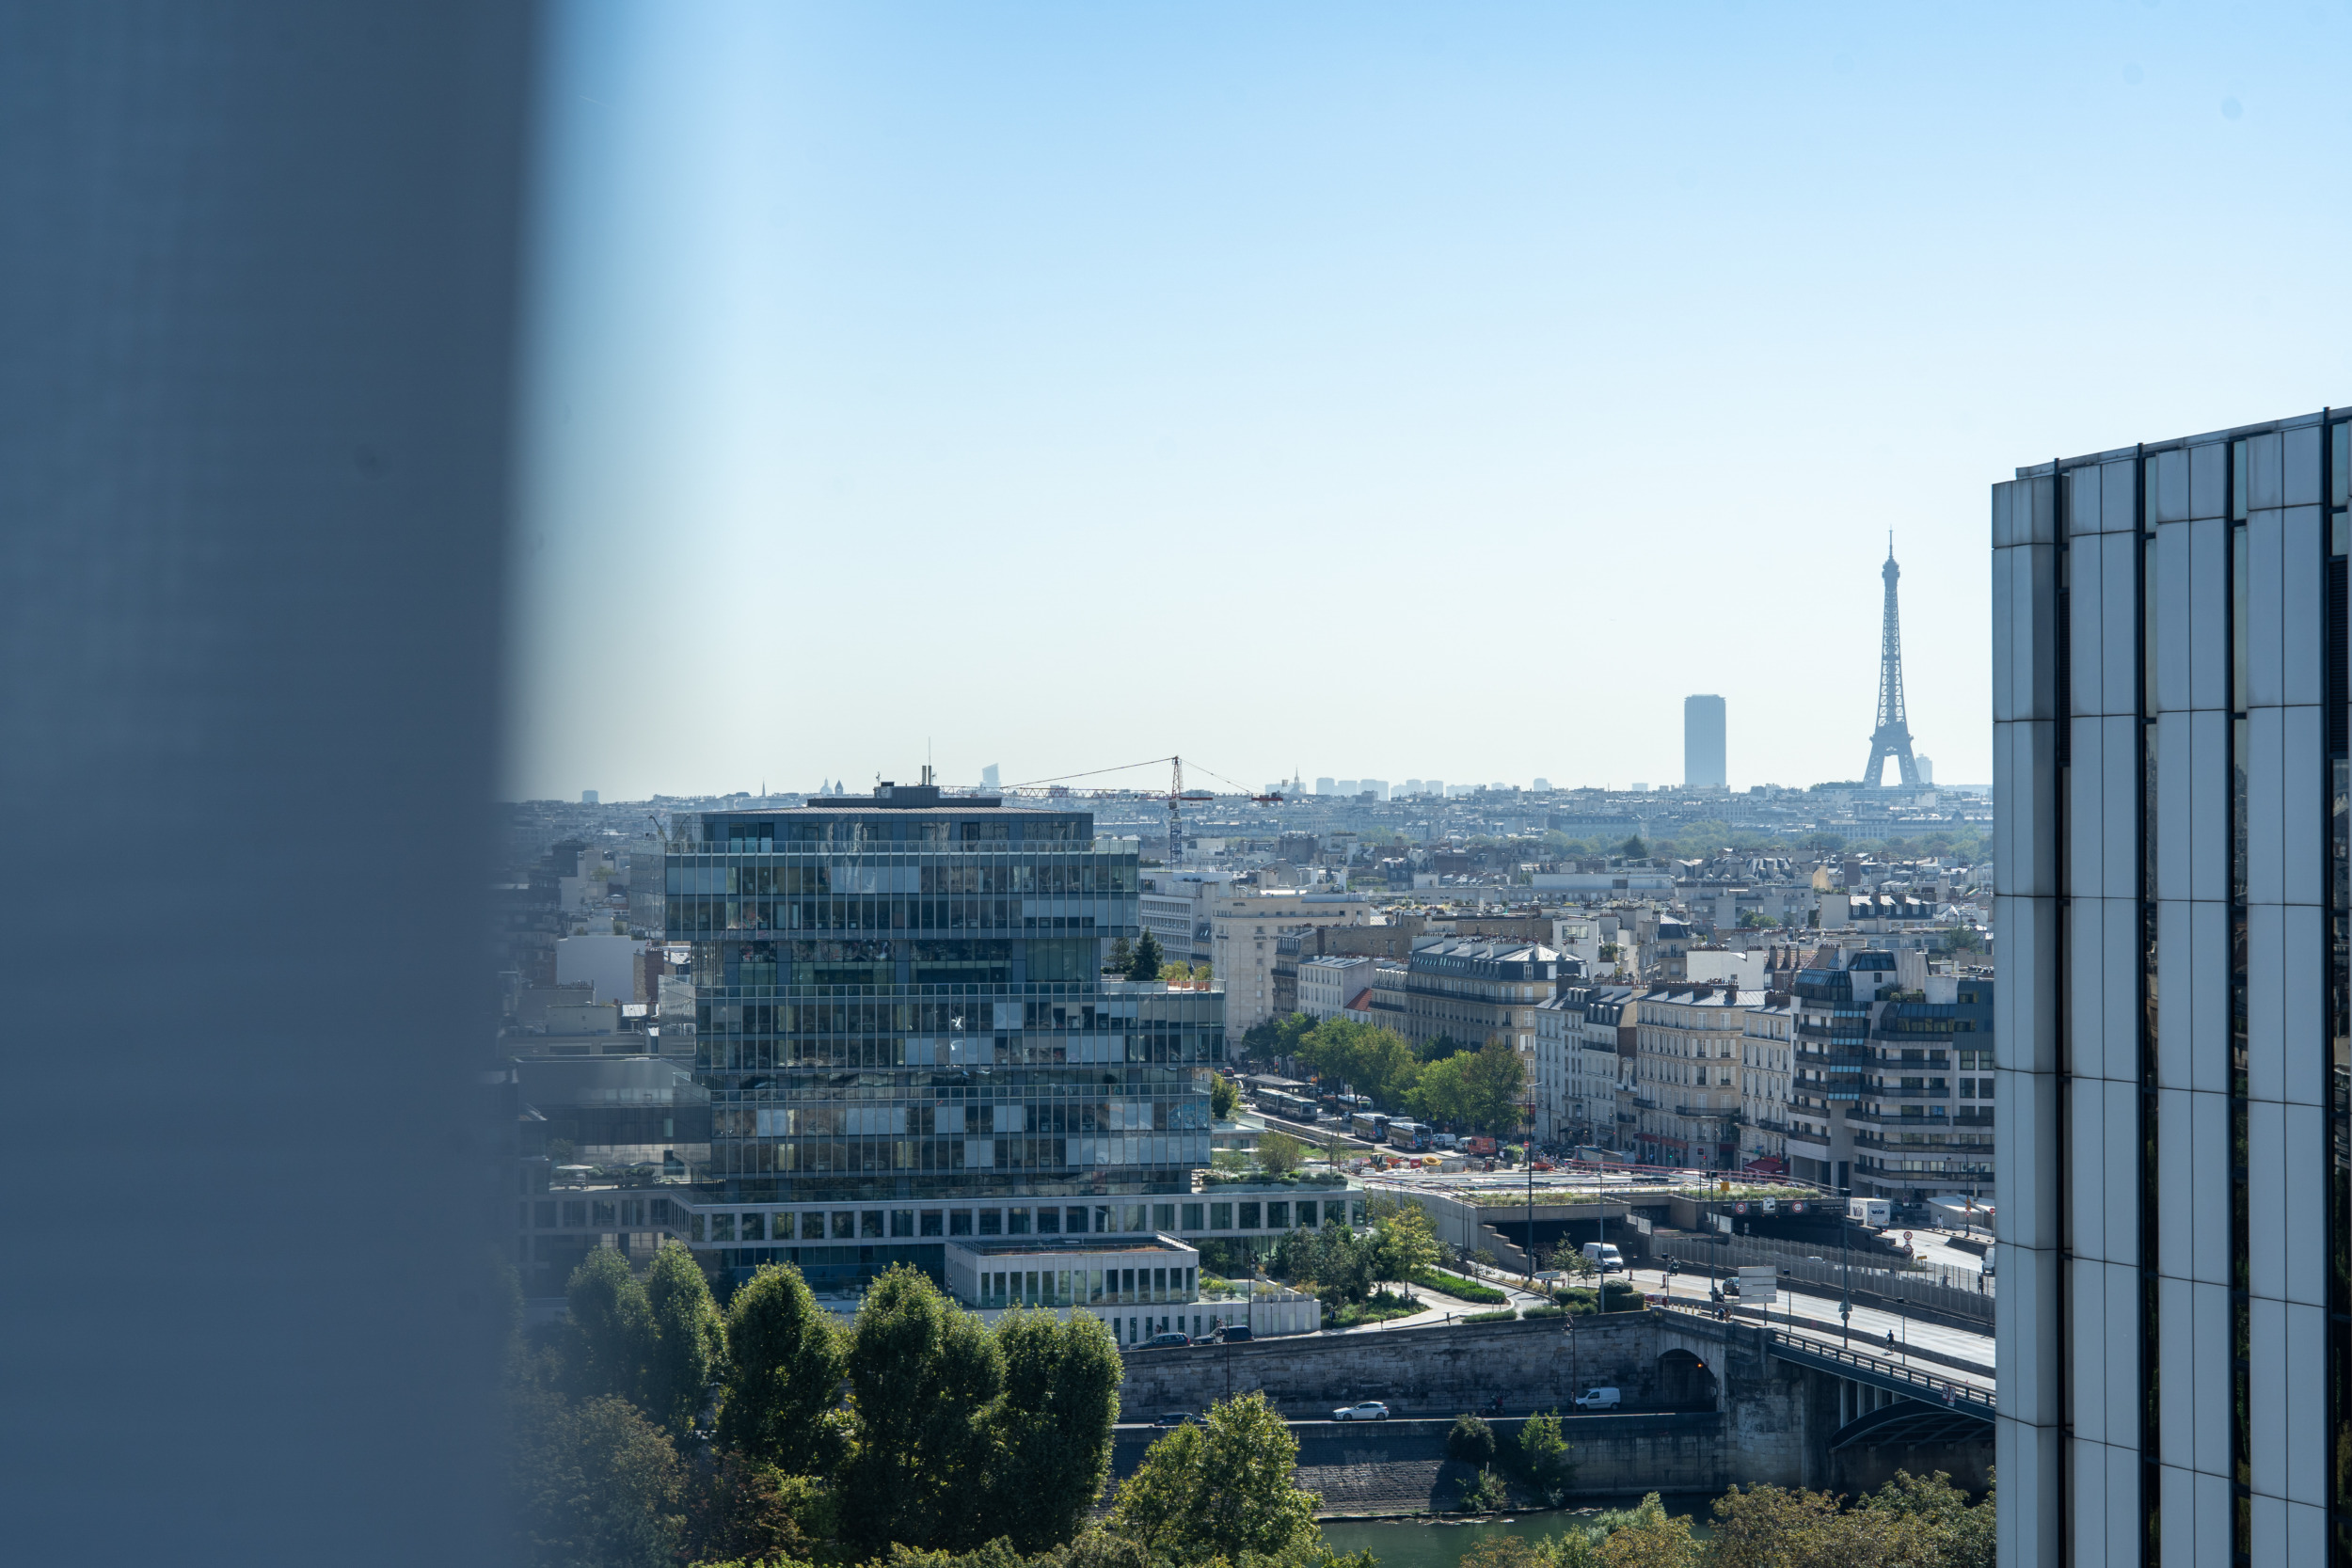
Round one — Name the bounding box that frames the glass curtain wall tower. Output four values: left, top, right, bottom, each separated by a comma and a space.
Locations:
1994, 413, 2352, 1568
665, 782, 1221, 1290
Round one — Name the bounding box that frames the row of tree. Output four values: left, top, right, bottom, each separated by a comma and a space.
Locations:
1263, 1198, 1440, 1309
512, 1247, 1124, 1567
1241, 1017, 1528, 1136
1454, 1472, 1993, 1568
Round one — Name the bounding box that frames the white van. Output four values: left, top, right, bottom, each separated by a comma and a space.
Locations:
1572, 1386, 1621, 1411
1847, 1197, 1892, 1227
1581, 1242, 1625, 1274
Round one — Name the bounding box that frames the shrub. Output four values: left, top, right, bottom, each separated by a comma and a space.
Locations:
1461, 1308, 1517, 1325
1445, 1413, 1497, 1465
1456, 1466, 1511, 1513
1413, 1269, 1507, 1305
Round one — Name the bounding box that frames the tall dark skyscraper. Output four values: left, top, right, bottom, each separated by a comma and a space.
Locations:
664, 780, 1223, 1291
1684, 693, 1726, 788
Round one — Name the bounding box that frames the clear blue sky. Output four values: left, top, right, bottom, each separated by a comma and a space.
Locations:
506, 0, 2352, 801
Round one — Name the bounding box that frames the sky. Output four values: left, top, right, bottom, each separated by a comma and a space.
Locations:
504, 0, 2352, 802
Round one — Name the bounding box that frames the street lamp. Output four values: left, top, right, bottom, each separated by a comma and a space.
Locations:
1524, 1096, 1537, 1288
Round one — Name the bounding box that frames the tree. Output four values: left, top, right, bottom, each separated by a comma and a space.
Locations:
1126, 930, 1165, 981
840, 1265, 1006, 1552
1418, 1032, 1469, 1064
565, 1247, 652, 1409
1110, 1392, 1322, 1563
1256, 1130, 1304, 1177
1591, 1494, 1699, 1567
1209, 1072, 1239, 1121
1106, 937, 1133, 974
1515, 1408, 1573, 1505
983, 1308, 1125, 1551
717, 1260, 848, 1474
509, 1389, 687, 1568
1618, 836, 1647, 860
1369, 1200, 1440, 1299
683, 1454, 828, 1567
1409, 1040, 1526, 1134
1269, 1224, 1374, 1308
642, 1240, 724, 1435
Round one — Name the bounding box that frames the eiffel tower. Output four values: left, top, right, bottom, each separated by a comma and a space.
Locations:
1863, 535, 1921, 787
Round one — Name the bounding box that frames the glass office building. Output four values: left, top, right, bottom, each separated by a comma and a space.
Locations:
1994, 414, 2352, 1567
665, 781, 1221, 1288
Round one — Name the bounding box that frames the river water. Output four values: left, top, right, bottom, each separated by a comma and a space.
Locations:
1320, 1500, 1719, 1568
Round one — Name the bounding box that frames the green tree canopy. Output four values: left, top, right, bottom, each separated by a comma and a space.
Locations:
982, 1308, 1126, 1551
1256, 1130, 1304, 1177
1126, 930, 1165, 981
1209, 1072, 1239, 1121
1289, 1019, 1421, 1109
840, 1265, 1006, 1552
1516, 1408, 1574, 1505
716, 1259, 848, 1474
509, 1389, 686, 1568
564, 1246, 653, 1409
1369, 1200, 1441, 1298
1268, 1223, 1375, 1308
1110, 1392, 1322, 1563
642, 1240, 724, 1435
1408, 1039, 1527, 1133
1618, 836, 1647, 859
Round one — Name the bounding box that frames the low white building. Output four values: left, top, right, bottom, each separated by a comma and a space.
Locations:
1297, 954, 1375, 1020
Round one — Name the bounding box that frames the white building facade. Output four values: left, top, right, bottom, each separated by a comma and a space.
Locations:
1297, 954, 1375, 1021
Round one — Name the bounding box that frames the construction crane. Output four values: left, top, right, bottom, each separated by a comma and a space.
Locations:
1004, 755, 1286, 863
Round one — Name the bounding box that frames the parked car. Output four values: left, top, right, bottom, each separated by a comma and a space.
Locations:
1216, 1325, 1251, 1342
1144, 1331, 1192, 1349
1332, 1401, 1391, 1421
1154, 1411, 1197, 1427
1571, 1386, 1621, 1412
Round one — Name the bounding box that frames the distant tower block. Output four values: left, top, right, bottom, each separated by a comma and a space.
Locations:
1683, 695, 1726, 788
980, 763, 999, 789
1863, 536, 1923, 786
1915, 755, 1934, 786
581, 789, 599, 804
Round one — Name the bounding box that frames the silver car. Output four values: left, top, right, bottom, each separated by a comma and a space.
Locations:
1331, 1401, 1391, 1421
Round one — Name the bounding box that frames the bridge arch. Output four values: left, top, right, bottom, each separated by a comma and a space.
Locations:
1656, 1347, 1718, 1408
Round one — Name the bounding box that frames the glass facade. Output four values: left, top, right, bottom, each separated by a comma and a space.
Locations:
672, 789, 1221, 1213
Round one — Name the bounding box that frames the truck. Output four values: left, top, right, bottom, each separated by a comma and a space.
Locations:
1847, 1196, 1892, 1227
1724, 1264, 1778, 1304
1462, 1135, 1498, 1157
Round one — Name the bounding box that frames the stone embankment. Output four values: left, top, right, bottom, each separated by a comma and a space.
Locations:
1109, 1310, 1990, 1513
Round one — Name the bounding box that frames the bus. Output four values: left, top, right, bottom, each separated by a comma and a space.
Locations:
1349, 1110, 1391, 1143
1385, 1119, 1431, 1151
1258, 1089, 1317, 1124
